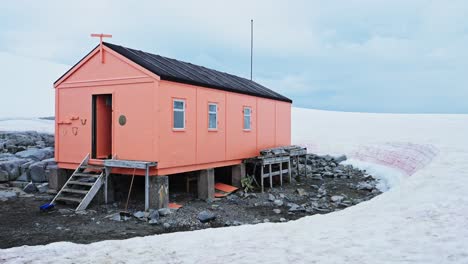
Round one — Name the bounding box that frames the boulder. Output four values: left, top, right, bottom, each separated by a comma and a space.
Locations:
331, 195, 344, 203
23, 182, 38, 193
15, 147, 54, 161
29, 161, 47, 182
273, 199, 284, 207
268, 193, 275, 202
197, 210, 216, 223
0, 157, 29, 181
273, 209, 281, 214
158, 208, 172, 217
36, 182, 49, 193
333, 154, 347, 163
0, 170, 8, 182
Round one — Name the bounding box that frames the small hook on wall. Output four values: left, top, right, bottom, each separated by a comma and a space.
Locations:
81, 118, 87, 126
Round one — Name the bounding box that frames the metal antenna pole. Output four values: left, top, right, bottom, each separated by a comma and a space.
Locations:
250, 19, 253, 81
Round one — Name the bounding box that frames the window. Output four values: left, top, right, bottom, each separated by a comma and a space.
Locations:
208, 103, 218, 130
243, 107, 251, 130
173, 99, 185, 129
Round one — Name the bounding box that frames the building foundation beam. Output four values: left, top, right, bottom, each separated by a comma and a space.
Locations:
198, 169, 214, 201
149, 176, 169, 210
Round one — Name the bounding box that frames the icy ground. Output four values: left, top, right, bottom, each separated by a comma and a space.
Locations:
2, 107, 468, 263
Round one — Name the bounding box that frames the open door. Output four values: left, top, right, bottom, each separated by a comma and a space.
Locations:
92, 94, 112, 159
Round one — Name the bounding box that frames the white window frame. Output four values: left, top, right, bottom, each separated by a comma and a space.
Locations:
208, 103, 218, 130
243, 106, 252, 131
173, 99, 186, 130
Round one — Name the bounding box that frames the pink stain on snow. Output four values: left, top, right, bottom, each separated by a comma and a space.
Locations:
351, 142, 439, 176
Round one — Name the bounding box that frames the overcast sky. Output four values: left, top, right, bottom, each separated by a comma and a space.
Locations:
1, 0, 467, 117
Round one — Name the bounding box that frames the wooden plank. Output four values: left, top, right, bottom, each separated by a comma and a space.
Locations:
67, 181, 94, 186
56, 196, 82, 203
262, 169, 289, 178
62, 188, 88, 194
104, 159, 157, 169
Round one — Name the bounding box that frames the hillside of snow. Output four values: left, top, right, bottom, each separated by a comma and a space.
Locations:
2, 107, 468, 263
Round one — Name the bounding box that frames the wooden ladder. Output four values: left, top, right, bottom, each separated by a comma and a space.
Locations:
50, 154, 106, 211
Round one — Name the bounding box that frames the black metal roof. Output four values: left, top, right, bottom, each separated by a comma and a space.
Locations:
101, 42, 292, 103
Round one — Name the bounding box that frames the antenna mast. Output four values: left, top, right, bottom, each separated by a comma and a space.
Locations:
250, 19, 253, 81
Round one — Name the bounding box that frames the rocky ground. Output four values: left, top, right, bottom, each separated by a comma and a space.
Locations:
0, 131, 382, 249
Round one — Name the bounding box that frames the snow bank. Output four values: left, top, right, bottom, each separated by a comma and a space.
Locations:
2, 108, 468, 263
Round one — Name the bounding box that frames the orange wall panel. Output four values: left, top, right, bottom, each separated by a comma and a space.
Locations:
157, 81, 197, 168
196, 88, 226, 164
257, 98, 276, 151
275, 101, 292, 146
225, 93, 257, 160
112, 82, 155, 161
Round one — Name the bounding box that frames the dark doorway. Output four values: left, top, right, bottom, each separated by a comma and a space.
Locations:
92, 94, 112, 159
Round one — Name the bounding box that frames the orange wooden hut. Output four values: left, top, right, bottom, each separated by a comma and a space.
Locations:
52, 41, 292, 210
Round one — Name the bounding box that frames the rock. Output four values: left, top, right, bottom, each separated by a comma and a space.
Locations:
333, 154, 347, 163
310, 173, 323, 180
149, 219, 159, 225
263, 219, 270, 223
296, 188, 308, 196
268, 193, 275, 202
15, 147, 54, 161
36, 183, 49, 193
280, 218, 287, 222
149, 210, 160, 222
243, 193, 257, 199
158, 208, 172, 217
273, 199, 284, 207
163, 223, 171, 229
0, 170, 8, 182
29, 162, 48, 182
357, 182, 374, 191
322, 171, 334, 178
279, 193, 286, 199
273, 209, 281, 214
288, 203, 306, 212
110, 213, 122, 222
197, 210, 216, 223
232, 221, 243, 226
227, 194, 239, 201
331, 195, 344, 203
0, 158, 28, 181
133, 211, 146, 219
23, 182, 38, 193
0, 190, 18, 201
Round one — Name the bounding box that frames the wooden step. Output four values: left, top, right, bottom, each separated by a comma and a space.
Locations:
62, 188, 88, 195
80, 165, 104, 170
67, 181, 94, 186
56, 196, 82, 203
73, 172, 100, 178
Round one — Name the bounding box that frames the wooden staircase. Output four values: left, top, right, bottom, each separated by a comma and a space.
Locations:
51, 154, 107, 211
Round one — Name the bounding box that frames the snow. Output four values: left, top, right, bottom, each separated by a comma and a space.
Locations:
2, 107, 468, 263
0, 118, 54, 134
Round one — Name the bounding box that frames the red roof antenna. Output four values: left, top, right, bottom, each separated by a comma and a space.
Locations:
91, 33, 112, 63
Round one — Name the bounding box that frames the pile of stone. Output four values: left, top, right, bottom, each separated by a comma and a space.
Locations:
298, 154, 366, 180
0, 132, 56, 186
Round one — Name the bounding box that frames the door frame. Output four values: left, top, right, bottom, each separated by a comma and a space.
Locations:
91, 93, 113, 159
